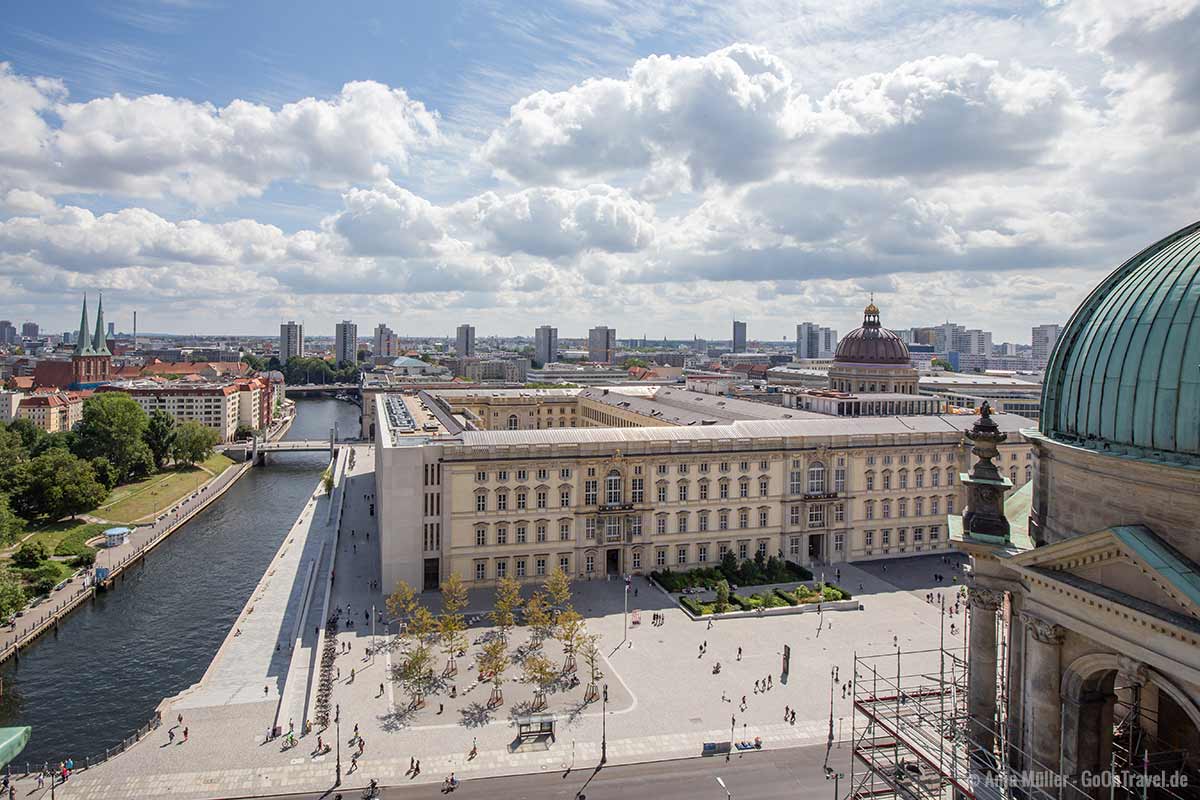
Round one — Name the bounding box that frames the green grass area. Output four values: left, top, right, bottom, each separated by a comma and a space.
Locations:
18, 520, 107, 557
98, 453, 234, 523
4, 558, 76, 598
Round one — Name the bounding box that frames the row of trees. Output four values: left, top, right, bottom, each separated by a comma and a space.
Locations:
386, 568, 604, 712
0, 393, 220, 527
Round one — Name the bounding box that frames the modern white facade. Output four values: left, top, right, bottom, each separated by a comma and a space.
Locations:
796, 322, 838, 359
1031, 323, 1060, 367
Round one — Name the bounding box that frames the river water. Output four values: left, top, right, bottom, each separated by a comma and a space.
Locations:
0, 398, 360, 770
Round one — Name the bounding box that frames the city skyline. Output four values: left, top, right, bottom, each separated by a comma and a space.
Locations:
2, 2, 1197, 340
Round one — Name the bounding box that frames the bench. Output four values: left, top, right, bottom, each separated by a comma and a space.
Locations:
702, 741, 732, 756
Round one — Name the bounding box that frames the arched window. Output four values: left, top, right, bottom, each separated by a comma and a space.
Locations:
507, 414, 519, 430
807, 462, 826, 494
605, 469, 623, 505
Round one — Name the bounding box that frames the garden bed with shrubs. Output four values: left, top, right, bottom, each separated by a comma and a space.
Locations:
650, 552, 812, 594
677, 580, 853, 617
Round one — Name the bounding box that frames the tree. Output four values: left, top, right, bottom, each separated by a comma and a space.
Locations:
234, 423, 257, 441
580, 634, 604, 702
491, 576, 522, 638
715, 580, 731, 614
438, 573, 469, 676
394, 604, 438, 709
241, 352, 266, 371
4, 451, 107, 520
718, 550, 739, 582
90, 456, 118, 490
0, 428, 27, 466
0, 568, 27, 619
524, 591, 552, 647
29, 562, 61, 596
30, 430, 77, 457
12, 540, 48, 569
386, 579, 418, 622
5, 418, 44, 454
544, 567, 572, 612
555, 608, 585, 673
75, 393, 152, 482
477, 636, 509, 707
932, 358, 955, 372
521, 652, 558, 710
170, 420, 219, 467
144, 410, 177, 470
0, 493, 23, 546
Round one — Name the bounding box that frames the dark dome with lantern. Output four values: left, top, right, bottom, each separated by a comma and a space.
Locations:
834, 302, 911, 365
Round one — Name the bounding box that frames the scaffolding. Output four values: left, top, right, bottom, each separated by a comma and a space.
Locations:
848, 599, 1199, 800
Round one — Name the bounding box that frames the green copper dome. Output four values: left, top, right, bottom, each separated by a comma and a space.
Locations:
1041, 220, 1200, 464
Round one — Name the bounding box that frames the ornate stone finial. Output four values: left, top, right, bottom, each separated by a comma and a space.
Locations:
959, 395, 1012, 541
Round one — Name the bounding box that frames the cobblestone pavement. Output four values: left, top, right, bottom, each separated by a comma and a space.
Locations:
53, 449, 954, 799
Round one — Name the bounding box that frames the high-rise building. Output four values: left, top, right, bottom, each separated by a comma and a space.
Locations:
964, 329, 993, 357
588, 325, 616, 363
0, 321, 15, 345
21, 322, 38, 339
106, 321, 115, 338
334, 320, 358, 365
795, 322, 838, 359
280, 321, 304, 361
455, 324, 476, 357
732, 320, 747, 353
534, 325, 558, 367
373, 323, 400, 358
1031, 323, 1061, 367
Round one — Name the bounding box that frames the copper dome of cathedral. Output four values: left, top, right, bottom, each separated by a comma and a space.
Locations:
833, 302, 911, 365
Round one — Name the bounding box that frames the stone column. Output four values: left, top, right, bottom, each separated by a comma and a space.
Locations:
968, 587, 1004, 758
1022, 613, 1065, 773
1006, 590, 1026, 769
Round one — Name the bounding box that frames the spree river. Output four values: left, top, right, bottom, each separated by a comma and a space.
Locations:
0, 398, 360, 770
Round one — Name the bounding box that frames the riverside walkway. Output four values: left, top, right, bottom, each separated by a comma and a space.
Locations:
49, 447, 960, 800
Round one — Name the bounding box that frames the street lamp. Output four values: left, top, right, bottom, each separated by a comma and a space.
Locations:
715, 776, 732, 800
335, 703, 342, 786
825, 768, 844, 800
600, 683, 609, 765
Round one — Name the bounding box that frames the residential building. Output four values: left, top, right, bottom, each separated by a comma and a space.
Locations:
534, 325, 558, 367
20, 322, 38, 339
280, 321, 304, 361
373, 323, 400, 359
0, 321, 15, 345
526, 363, 630, 385
98, 380, 241, 442
16, 390, 85, 432
334, 320, 358, 365
732, 320, 747, 353
1031, 323, 1060, 367
455, 324, 476, 357
0, 391, 25, 424
443, 356, 528, 383
587, 326, 616, 364
795, 322, 838, 359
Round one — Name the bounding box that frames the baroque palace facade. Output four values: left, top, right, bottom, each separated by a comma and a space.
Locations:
373, 304, 1033, 593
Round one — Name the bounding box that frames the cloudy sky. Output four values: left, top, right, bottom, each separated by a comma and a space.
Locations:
1, 0, 1198, 343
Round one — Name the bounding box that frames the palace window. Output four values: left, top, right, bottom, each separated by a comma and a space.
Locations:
537, 490, 547, 509
585, 518, 596, 540
808, 505, 825, 528
656, 516, 667, 535
476, 494, 487, 512
758, 478, 769, 497
656, 549, 666, 567
516, 491, 527, 510
536, 558, 546, 576
699, 481, 709, 500
739, 478, 750, 498
516, 558, 526, 577
698, 544, 708, 563
497, 492, 508, 511
738, 509, 749, 529
759, 508, 769, 528
677, 546, 687, 565
516, 524, 527, 544
475, 560, 486, 581
789, 536, 801, 556
807, 462, 826, 494
789, 470, 803, 495
719, 510, 729, 530
946, 496, 955, 514
605, 470, 623, 504
631, 478, 644, 503
496, 560, 507, 578
631, 551, 640, 570
475, 527, 487, 547
678, 482, 689, 502
497, 525, 508, 545
584, 480, 598, 505
657, 483, 669, 503
560, 521, 571, 541
536, 523, 547, 543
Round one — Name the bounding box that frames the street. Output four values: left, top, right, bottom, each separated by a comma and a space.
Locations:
257, 742, 843, 800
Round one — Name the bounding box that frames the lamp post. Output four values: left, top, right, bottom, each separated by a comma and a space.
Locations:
825, 768, 844, 800
716, 776, 732, 800
335, 702, 342, 786
600, 683, 608, 765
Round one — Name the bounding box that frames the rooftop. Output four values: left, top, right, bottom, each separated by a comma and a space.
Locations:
579, 385, 825, 425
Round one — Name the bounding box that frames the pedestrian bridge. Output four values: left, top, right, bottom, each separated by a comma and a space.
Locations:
223, 436, 355, 464
256, 439, 336, 453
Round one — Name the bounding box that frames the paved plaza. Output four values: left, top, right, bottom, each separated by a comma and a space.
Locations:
52, 448, 965, 799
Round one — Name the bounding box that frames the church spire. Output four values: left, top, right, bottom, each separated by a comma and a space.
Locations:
92, 293, 111, 356
73, 295, 96, 356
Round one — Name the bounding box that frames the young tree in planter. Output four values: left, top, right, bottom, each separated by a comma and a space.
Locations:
555, 607, 585, 673
395, 603, 438, 709
521, 651, 558, 711
387, 579, 418, 623
491, 576, 522, 640
524, 591, 552, 648
580, 634, 604, 703
477, 636, 509, 708
438, 573, 468, 676
544, 566, 572, 612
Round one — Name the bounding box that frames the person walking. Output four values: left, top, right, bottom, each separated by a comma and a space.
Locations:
183, 727, 188, 742
415, 759, 421, 776
169, 729, 175, 744
737, 646, 742, 661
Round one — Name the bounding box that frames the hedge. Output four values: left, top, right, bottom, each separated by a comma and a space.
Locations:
679, 596, 706, 616
774, 588, 799, 606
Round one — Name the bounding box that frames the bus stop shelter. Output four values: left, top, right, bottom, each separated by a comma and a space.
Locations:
514, 713, 556, 744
